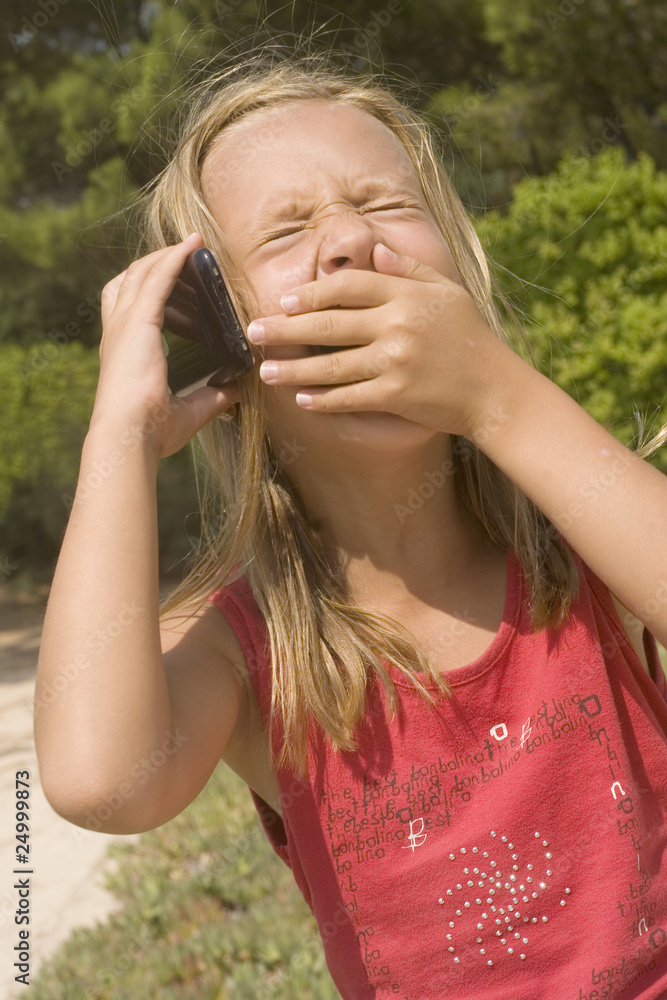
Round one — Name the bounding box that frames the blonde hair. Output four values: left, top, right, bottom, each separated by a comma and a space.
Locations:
138, 51, 608, 777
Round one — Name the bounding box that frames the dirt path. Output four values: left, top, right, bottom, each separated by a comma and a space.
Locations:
0, 589, 142, 1000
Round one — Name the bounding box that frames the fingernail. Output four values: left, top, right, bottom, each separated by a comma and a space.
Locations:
184, 232, 200, 242
280, 293, 300, 313
247, 322, 265, 343
378, 243, 396, 258
260, 361, 278, 382
295, 392, 313, 407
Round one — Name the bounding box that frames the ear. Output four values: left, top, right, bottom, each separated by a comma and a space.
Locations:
371, 242, 450, 284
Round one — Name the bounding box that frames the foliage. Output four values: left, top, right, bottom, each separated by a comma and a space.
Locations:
429, 0, 667, 209
0, 340, 200, 587
481, 0, 667, 169
3, 7, 667, 994
476, 147, 667, 465
1, 0, 666, 585
20, 763, 340, 999
0, 342, 99, 577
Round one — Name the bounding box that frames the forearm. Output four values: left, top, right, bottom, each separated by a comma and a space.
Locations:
34, 420, 173, 825
468, 347, 667, 646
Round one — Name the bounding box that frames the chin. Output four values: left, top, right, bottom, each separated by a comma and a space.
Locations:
326, 409, 441, 449
265, 387, 443, 456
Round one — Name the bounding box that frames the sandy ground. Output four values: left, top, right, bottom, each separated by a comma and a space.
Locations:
0, 587, 148, 1000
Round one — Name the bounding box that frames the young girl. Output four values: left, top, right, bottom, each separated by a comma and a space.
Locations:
35, 53, 667, 999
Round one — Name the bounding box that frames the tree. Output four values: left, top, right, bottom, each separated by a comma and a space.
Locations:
0, 0, 502, 584
433, 0, 667, 211
1, 0, 666, 584
482, 0, 667, 168
476, 147, 667, 465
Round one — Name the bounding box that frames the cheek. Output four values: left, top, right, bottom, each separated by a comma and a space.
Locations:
433, 238, 461, 284
424, 240, 459, 283
249, 254, 315, 317
244, 270, 277, 319
439, 250, 462, 286
399, 225, 460, 284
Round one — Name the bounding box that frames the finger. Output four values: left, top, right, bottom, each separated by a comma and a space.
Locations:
259, 344, 383, 387
111, 234, 203, 316
278, 266, 393, 317
178, 382, 242, 433
293, 378, 390, 414
247, 305, 378, 350
100, 270, 127, 326
370, 243, 457, 285
277, 247, 455, 318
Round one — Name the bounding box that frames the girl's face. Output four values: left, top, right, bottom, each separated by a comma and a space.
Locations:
201, 99, 462, 455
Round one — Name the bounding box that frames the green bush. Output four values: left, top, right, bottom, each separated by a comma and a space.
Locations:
0, 342, 99, 518
22, 764, 340, 999
3, 150, 666, 587
0, 340, 200, 589
0, 341, 98, 585
476, 148, 667, 466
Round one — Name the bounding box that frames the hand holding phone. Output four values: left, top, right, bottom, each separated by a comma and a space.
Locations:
162, 248, 254, 397
95, 237, 246, 461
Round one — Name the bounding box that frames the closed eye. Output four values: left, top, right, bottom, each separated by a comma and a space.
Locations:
262, 203, 418, 243
362, 201, 419, 213
264, 226, 305, 243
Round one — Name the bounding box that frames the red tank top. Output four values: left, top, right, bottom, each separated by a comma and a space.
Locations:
208, 549, 667, 999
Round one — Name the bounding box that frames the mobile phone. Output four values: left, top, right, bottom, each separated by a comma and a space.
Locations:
162, 247, 253, 397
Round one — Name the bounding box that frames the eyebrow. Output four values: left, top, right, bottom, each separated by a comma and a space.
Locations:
246, 177, 421, 240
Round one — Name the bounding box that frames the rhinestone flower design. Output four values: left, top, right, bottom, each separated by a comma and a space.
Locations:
436, 830, 572, 967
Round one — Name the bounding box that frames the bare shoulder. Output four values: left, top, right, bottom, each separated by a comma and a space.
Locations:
158, 597, 250, 771
160, 595, 282, 817
160, 595, 252, 692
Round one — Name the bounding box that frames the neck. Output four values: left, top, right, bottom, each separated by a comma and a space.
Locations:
280, 432, 493, 608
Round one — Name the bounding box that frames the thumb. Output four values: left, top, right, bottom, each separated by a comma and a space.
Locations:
371, 242, 448, 283
182, 383, 240, 431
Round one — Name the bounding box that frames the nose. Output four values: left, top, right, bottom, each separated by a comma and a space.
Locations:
316, 208, 377, 278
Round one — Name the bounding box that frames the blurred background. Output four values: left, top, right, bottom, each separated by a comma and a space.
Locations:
1, 0, 666, 590
0, 0, 665, 997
